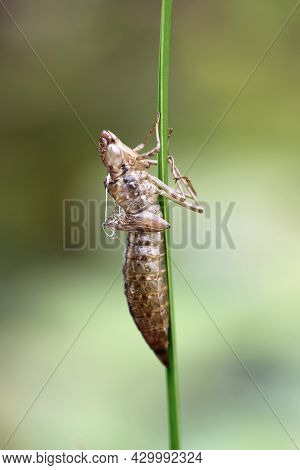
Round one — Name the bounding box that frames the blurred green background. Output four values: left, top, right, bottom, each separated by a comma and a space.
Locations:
1, 0, 300, 450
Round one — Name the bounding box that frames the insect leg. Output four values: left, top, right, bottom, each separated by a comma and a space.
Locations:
150, 175, 204, 213
145, 159, 158, 166
137, 114, 161, 159
142, 155, 198, 202
168, 155, 198, 202
158, 189, 204, 214
133, 113, 160, 153
168, 127, 174, 139
150, 175, 186, 202
137, 127, 172, 153
167, 155, 186, 199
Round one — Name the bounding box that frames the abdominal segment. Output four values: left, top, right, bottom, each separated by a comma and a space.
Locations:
123, 231, 169, 366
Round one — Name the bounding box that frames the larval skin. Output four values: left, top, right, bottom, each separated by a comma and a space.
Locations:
106, 169, 170, 366
123, 231, 169, 367
99, 126, 202, 366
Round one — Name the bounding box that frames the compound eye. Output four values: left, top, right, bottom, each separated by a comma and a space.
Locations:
107, 143, 121, 156
106, 144, 123, 168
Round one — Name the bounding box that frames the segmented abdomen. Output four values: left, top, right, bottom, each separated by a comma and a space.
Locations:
123, 231, 169, 366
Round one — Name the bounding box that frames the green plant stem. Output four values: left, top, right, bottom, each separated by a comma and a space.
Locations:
157, 0, 181, 450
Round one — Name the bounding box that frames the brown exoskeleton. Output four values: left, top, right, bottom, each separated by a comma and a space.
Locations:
99, 115, 203, 366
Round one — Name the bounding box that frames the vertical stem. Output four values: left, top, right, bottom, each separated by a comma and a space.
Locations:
158, 0, 181, 450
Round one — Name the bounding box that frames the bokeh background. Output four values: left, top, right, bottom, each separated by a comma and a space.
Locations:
1, 0, 300, 450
